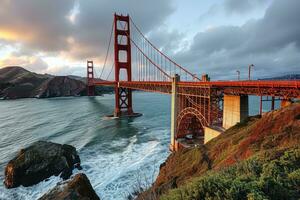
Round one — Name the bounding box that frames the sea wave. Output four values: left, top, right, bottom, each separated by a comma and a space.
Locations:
0, 94, 170, 200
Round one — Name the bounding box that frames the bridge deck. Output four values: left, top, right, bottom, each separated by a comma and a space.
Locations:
93, 80, 300, 98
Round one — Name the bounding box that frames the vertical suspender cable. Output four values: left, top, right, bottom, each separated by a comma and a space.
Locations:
100, 20, 114, 79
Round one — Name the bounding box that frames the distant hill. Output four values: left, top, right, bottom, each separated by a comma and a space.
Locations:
260, 74, 300, 80
0, 66, 112, 99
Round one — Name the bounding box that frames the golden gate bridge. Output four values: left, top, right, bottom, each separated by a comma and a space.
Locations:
86, 14, 300, 151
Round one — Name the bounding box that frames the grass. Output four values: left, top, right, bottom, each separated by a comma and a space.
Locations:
161, 147, 300, 200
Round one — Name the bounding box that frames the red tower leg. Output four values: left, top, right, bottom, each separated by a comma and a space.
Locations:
114, 14, 133, 117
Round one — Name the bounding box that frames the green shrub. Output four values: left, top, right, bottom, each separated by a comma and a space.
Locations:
161, 148, 300, 200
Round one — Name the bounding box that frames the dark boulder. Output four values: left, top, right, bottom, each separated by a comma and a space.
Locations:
38, 173, 100, 200
4, 141, 81, 188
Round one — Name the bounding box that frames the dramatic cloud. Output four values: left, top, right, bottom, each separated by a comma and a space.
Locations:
0, 0, 174, 56
147, 27, 187, 55
70, 0, 174, 60
175, 0, 300, 80
0, 0, 74, 51
0, 0, 174, 75
0, 0, 299, 79
224, 0, 271, 15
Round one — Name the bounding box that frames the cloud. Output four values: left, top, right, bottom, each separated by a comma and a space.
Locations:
147, 27, 187, 55
0, 55, 49, 73
0, 0, 74, 52
0, 0, 298, 80
69, 0, 174, 60
174, 0, 300, 80
0, 0, 174, 57
0, 0, 174, 73
224, 0, 271, 15
24, 57, 49, 73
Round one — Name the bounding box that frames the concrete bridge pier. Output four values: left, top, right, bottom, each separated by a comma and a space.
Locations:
222, 95, 249, 129
170, 74, 180, 151
204, 94, 249, 144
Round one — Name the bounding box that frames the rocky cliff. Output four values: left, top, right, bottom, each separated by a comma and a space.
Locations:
37, 76, 86, 98
138, 103, 300, 200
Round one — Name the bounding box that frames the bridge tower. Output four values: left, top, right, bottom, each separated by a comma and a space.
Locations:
114, 14, 134, 117
87, 60, 95, 96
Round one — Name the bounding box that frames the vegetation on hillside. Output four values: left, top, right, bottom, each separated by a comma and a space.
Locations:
161, 147, 300, 200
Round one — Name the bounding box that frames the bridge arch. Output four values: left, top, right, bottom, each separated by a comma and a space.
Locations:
176, 107, 209, 141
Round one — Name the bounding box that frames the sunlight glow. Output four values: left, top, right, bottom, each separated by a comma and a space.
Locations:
0, 30, 19, 41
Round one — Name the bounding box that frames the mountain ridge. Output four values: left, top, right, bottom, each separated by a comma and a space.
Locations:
0, 66, 110, 99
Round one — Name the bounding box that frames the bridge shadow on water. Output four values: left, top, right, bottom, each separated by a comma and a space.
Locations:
87, 96, 112, 114
81, 97, 141, 154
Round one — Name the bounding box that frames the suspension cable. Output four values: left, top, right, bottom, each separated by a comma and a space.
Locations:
100, 20, 114, 79
106, 63, 114, 80
104, 24, 125, 81
129, 17, 201, 81
118, 21, 172, 80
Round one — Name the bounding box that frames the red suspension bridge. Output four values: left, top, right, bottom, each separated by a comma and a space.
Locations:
87, 14, 300, 151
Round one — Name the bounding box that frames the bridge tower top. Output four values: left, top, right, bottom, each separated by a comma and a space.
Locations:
86, 60, 95, 96
114, 13, 131, 82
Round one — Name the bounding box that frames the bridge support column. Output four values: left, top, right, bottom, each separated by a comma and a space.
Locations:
170, 74, 180, 151
204, 126, 224, 144
223, 95, 248, 129
271, 96, 275, 111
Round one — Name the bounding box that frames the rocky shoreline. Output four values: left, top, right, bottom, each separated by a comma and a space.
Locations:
3, 141, 100, 199
38, 173, 100, 200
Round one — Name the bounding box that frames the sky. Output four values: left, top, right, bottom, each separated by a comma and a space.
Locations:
0, 0, 299, 80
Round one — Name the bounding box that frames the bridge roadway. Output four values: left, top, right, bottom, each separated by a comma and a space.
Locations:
92, 80, 300, 98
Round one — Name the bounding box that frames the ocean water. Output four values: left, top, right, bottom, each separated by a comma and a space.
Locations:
0, 93, 280, 200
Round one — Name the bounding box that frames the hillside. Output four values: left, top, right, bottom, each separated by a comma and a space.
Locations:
36, 76, 86, 98
260, 74, 300, 80
138, 103, 300, 199
0, 66, 112, 99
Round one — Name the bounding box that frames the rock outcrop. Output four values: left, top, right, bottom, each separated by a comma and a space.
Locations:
37, 76, 86, 98
38, 173, 100, 200
4, 141, 81, 188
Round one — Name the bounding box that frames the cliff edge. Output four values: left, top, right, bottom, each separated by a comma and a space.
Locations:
138, 103, 300, 200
